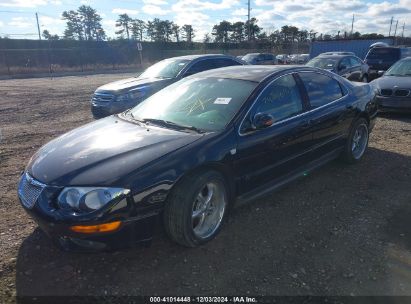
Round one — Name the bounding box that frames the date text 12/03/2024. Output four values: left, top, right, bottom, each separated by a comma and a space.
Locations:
149, 297, 258, 303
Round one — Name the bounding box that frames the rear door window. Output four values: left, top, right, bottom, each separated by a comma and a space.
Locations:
298, 72, 344, 109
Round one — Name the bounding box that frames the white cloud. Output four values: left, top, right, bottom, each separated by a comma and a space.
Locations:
143, 0, 168, 5
172, 0, 240, 12
112, 8, 140, 16
8, 17, 33, 28
232, 8, 247, 16
0, 0, 47, 7
102, 19, 117, 37
142, 5, 170, 15
39, 16, 64, 26
248, 0, 411, 36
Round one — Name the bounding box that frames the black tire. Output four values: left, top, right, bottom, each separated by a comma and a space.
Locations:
361, 74, 368, 83
341, 118, 369, 164
163, 169, 229, 247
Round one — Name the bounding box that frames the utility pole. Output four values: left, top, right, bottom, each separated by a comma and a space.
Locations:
247, 0, 251, 41
402, 22, 405, 38
351, 14, 354, 37
393, 19, 399, 45
388, 16, 393, 36
35, 12, 41, 40
394, 19, 399, 36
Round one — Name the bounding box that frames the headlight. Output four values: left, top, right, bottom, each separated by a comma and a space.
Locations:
58, 187, 130, 212
128, 90, 145, 100
116, 90, 146, 102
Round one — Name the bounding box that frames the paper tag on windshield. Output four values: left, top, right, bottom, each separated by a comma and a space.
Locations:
214, 98, 232, 104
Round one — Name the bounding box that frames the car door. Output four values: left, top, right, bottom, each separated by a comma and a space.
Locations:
349, 56, 363, 81
233, 73, 314, 194
297, 71, 355, 157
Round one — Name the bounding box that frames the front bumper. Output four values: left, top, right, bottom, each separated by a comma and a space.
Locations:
18, 174, 160, 252
376, 96, 411, 113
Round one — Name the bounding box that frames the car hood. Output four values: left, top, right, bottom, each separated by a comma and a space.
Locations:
371, 76, 411, 89
95, 77, 172, 93
27, 116, 203, 186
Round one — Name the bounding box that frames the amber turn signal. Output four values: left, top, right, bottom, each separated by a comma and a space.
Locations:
70, 221, 122, 234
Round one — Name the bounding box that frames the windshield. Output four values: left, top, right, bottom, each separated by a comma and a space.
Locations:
130, 77, 257, 132
139, 59, 190, 79
366, 48, 400, 61
385, 59, 411, 76
306, 58, 337, 69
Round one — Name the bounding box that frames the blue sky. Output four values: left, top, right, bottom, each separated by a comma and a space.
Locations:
0, 0, 409, 40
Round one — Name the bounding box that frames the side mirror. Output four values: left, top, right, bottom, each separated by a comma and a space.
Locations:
252, 113, 274, 129
377, 70, 385, 76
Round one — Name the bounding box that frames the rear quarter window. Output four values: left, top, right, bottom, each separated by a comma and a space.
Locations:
299, 72, 344, 109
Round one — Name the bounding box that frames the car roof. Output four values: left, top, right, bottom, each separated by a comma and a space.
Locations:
165, 54, 235, 61
316, 54, 350, 59
191, 65, 308, 82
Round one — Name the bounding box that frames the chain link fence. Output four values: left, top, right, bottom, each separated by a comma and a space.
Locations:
0, 39, 310, 78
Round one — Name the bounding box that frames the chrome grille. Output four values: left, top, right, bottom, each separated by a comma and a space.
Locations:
380, 89, 393, 96
92, 92, 115, 103
394, 89, 410, 97
18, 173, 45, 209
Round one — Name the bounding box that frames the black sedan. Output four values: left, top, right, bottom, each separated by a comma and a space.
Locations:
307, 53, 370, 83
91, 54, 245, 119
371, 57, 411, 113
18, 66, 378, 251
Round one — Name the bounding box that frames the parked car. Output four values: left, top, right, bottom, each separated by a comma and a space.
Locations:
276, 54, 290, 64
18, 66, 377, 251
306, 53, 370, 82
91, 54, 245, 119
242, 53, 277, 65
290, 54, 310, 64
365, 46, 411, 80
371, 57, 411, 113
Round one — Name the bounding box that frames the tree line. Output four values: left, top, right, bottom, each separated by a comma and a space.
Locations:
41, 5, 390, 44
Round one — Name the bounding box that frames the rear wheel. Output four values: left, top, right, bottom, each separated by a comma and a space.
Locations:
164, 170, 228, 247
341, 118, 369, 163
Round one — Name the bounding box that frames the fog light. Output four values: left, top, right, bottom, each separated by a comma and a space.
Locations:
70, 221, 122, 234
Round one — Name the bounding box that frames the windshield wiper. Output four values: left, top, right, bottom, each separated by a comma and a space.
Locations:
142, 118, 204, 133
121, 110, 147, 126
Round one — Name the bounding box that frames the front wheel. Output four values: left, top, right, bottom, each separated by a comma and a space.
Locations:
164, 170, 228, 247
341, 118, 369, 163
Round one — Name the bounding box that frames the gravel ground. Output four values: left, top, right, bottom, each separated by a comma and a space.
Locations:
0, 74, 410, 302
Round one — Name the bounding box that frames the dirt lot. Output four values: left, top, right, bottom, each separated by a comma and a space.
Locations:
0, 73, 410, 302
